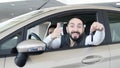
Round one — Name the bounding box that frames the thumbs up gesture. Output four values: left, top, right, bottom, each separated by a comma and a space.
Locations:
51, 23, 62, 39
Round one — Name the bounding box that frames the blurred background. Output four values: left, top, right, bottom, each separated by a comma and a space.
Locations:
0, 0, 119, 22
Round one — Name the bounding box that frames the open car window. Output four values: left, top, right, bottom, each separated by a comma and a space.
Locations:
26, 12, 98, 51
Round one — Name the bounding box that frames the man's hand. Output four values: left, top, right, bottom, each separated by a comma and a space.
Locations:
51, 23, 62, 39
90, 22, 104, 32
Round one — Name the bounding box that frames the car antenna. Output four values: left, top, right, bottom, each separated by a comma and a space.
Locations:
37, 0, 49, 10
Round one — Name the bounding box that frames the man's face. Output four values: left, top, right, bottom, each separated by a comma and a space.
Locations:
66, 18, 85, 41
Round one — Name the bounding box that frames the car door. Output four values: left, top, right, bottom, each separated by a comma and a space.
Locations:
106, 11, 120, 68
0, 58, 4, 68
1, 37, 110, 68
1, 33, 110, 68
4, 11, 110, 68
4, 44, 110, 68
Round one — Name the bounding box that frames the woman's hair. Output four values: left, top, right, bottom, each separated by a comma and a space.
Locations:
48, 25, 57, 29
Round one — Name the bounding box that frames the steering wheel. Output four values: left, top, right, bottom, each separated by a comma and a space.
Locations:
28, 33, 49, 50
28, 33, 42, 41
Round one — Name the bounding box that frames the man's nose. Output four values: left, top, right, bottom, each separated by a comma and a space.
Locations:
73, 27, 79, 31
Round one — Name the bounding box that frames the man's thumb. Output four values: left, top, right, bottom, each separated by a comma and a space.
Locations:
56, 23, 61, 28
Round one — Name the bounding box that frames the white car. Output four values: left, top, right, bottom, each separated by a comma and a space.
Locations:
0, 4, 120, 68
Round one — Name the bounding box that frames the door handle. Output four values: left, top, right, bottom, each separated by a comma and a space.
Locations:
81, 55, 102, 64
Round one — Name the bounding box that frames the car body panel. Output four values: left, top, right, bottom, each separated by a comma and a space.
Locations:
109, 43, 120, 68
5, 45, 110, 68
0, 58, 4, 68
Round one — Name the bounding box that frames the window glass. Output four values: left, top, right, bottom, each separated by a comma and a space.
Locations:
0, 33, 21, 55
0, 36, 18, 50
108, 12, 120, 42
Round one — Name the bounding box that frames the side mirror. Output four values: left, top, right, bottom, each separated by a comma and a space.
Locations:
15, 40, 46, 67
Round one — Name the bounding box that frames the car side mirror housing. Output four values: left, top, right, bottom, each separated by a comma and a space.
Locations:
15, 40, 46, 67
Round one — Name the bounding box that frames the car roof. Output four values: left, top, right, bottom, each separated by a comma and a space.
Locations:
0, 4, 120, 39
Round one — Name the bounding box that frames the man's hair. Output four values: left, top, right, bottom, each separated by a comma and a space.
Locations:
67, 16, 85, 26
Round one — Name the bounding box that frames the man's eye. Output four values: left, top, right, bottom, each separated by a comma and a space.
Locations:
77, 26, 82, 28
70, 25, 74, 28
49, 32, 52, 34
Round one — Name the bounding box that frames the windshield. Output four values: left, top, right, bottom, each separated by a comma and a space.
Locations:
0, 10, 42, 33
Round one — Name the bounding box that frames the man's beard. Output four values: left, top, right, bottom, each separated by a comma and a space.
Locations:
68, 31, 81, 41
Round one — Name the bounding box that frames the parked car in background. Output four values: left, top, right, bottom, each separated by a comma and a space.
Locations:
0, 4, 120, 68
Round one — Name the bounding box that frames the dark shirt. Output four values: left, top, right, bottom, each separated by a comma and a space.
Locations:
60, 33, 86, 48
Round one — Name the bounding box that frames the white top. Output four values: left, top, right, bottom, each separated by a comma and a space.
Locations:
43, 29, 105, 49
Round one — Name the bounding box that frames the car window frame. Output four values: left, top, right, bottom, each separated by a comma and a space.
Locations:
24, 9, 110, 52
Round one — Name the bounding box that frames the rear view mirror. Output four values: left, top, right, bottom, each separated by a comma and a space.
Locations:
15, 40, 46, 67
